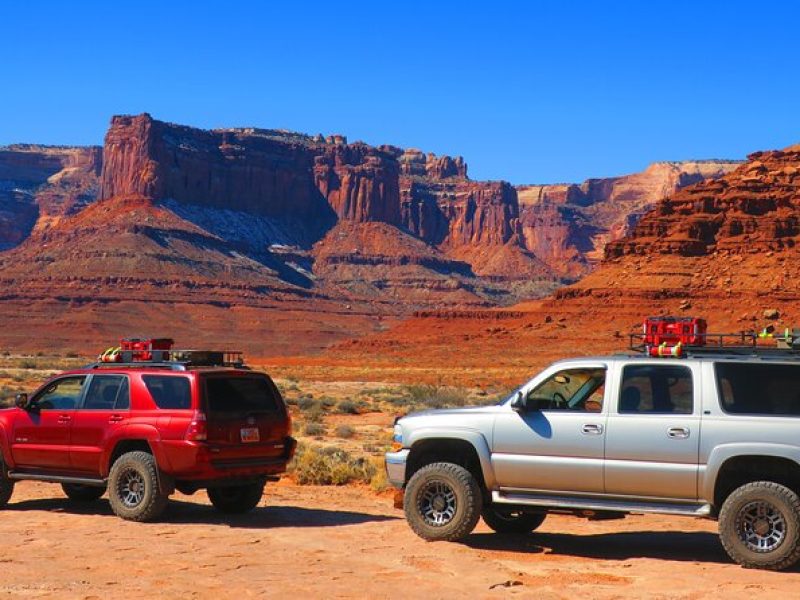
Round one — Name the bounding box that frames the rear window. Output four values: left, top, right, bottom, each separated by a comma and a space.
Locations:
205, 376, 280, 413
142, 375, 192, 410
715, 362, 800, 416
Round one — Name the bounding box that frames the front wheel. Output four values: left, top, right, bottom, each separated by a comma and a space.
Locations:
718, 481, 800, 570
62, 483, 106, 502
404, 462, 482, 541
482, 506, 546, 534
207, 483, 265, 514
108, 451, 169, 522
0, 457, 13, 508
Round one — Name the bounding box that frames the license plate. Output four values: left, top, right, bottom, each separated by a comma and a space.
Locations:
240, 427, 260, 443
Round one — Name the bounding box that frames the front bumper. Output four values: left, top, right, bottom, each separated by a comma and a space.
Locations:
385, 449, 409, 488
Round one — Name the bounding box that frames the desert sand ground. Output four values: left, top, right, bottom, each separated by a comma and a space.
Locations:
1, 481, 799, 599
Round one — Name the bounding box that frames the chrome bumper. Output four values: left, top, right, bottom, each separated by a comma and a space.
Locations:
385, 449, 409, 488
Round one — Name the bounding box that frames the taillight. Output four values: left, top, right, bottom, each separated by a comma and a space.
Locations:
185, 411, 207, 441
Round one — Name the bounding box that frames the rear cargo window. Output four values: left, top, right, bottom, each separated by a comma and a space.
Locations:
142, 375, 191, 410
715, 363, 800, 416
205, 377, 279, 413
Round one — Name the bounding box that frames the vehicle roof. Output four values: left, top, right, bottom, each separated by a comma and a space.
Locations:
59, 366, 259, 376
551, 353, 800, 365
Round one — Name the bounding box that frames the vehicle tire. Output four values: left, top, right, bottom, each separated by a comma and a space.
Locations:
482, 506, 546, 534
0, 457, 13, 508
404, 462, 482, 542
718, 481, 800, 570
108, 451, 169, 522
61, 483, 105, 502
207, 483, 265, 514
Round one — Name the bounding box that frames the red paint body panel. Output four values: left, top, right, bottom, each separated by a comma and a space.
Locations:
0, 367, 294, 486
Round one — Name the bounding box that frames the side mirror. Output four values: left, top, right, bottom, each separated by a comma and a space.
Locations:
15, 393, 28, 409
510, 391, 526, 412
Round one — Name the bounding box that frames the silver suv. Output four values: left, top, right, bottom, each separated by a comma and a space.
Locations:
387, 354, 800, 570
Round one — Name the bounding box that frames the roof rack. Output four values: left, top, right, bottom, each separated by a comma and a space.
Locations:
86, 362, 190, 371
89, 348, 247, 370
628, 317, 800, 359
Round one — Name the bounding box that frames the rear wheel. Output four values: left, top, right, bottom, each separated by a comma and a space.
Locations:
207, 483, 265, 514
0, 457, 13, 508
62, 483, 105, 502
482, 506, 546, 534
108, 451, 169, 522
404, 462, 482, 541
719, 481, 800, 570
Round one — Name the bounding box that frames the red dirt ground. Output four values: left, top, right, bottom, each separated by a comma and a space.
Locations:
1, 481, 798, 599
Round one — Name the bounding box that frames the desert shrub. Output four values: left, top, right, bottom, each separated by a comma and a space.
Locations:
297, 397, 317, 411
334, 424, 355, 439
283, 396, 298, 407
19, 359, 37, 370
336, 400, 360, 414
290, 444, 376, 485
304, 422, 326, 437
402, 384, 466, 409
320, 396, 336, 409
369, 457, 390, 493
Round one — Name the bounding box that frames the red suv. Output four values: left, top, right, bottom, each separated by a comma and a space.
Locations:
0, 344, 295, 521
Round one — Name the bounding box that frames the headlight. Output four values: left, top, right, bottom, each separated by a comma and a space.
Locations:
391, 424, 403, 451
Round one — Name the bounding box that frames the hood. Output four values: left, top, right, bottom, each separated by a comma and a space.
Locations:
402, 404, 499, 420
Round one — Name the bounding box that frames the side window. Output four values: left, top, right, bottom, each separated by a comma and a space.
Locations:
142, 375, 191, 409
716, 363, 800, 415
82, 376, 129, 410
619, 365, 693, 414
32, 376, 87, 410
526, 368, 606, 412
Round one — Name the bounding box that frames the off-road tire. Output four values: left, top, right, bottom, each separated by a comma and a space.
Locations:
207, 483, 265, 514
482, 505, 546, 534
719, 481, 800, 570
61, 483, 105, 502
108, 451, 168, 522
404, 462, 482, 542
0, 457, 13, 508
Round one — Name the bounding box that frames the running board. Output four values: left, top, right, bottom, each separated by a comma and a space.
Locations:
492, 490, 712, 517
8, 472, 107, 487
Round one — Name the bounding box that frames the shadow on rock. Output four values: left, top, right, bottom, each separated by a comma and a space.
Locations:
462, 530, 731, 565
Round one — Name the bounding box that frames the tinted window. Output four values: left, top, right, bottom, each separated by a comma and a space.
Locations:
716, 362, 800, 415
205, 377, 279, 413
143, 375, 192, 410
82, 376, 129, 410
619, 365, 693, 414
526, 368, 606, 412
33, 376, 86, 410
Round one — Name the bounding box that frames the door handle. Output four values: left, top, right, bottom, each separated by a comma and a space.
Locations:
581, 423, 604, 435
667, 427, 690, 439
109, 415, 124, 423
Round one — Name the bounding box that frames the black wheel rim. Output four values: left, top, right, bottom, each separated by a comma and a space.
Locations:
736, 500, 787, 553
418, 480, 457, 527
117, 468, 146, 508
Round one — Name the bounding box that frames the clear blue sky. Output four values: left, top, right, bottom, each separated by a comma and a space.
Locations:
2, 1, 798, 183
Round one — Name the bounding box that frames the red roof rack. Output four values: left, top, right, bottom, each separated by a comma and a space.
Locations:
628, 317, 800, 358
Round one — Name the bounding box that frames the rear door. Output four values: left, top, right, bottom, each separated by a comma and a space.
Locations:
70, 374, 130, 473
12, 376, 87, 470
604, 361, 701, 500
202, 373, 289, 464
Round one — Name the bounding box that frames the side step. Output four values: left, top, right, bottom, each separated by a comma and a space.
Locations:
492, 490, 712, 517
8, 472, 107, 487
